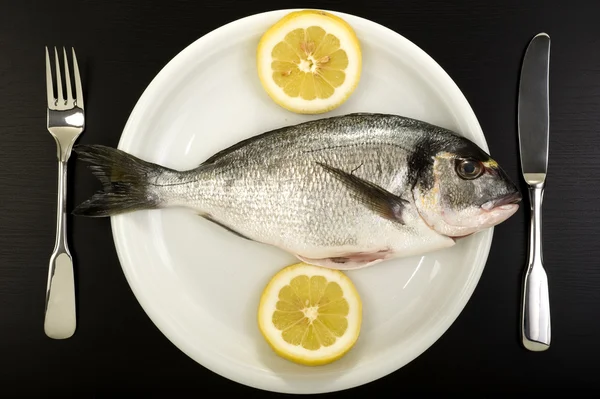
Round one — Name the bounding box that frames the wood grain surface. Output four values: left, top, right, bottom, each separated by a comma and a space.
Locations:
1, 0, 599, 395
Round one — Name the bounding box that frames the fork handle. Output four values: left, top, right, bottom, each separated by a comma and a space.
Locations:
44, 159, 76, 339
521, 184, 551, 351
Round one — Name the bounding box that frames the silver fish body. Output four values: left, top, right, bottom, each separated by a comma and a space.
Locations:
74, 113, 521, 269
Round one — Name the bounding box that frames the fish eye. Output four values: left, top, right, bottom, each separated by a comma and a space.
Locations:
455, 158, 484, 180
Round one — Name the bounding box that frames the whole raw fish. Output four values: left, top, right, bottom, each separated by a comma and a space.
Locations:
74, 113, 521, 269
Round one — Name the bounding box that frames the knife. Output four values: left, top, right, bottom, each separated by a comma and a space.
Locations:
517, 32, 551, 351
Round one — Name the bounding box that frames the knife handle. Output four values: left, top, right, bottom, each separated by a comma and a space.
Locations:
521, 184, 551, 351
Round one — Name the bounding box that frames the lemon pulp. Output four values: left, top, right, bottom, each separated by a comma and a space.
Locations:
271, 26, 350, 101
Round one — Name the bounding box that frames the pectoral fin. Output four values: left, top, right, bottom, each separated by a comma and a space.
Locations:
317, 162, 408, 224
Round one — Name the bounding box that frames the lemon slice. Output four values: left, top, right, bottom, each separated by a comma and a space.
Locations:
257, 262, 362, 366
256, 10, 362, 114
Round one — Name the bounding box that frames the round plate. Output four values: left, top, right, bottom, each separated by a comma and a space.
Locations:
112, 9, 492, 394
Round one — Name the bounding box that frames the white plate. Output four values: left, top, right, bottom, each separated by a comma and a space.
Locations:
112, 9, 492, 394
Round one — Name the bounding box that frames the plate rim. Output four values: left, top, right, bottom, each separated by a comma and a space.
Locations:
110, 8, 493, 394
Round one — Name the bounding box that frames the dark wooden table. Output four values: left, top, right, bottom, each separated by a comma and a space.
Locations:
1, 0, 598, 395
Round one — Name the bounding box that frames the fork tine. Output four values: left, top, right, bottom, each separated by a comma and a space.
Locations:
62, 47, 73, 104
72, 48, 84, 109
53, 47, 64, 106
45, 46, 55, 108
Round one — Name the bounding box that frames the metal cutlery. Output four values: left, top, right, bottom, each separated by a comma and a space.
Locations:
517, 33, 551, 351
44, 46, 85, 339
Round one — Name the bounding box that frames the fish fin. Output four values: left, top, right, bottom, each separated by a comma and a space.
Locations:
316, 162, 409, 224
297, 250, 391, 270
73, 144, 167, 217
200, 214, 254, 241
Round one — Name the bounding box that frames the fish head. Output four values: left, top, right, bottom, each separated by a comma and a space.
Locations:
412, 138, 521, 238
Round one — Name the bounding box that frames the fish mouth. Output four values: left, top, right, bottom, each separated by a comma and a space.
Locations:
481, 191, 522, 211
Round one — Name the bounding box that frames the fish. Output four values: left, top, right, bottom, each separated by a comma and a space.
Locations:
73, 112, 521, 270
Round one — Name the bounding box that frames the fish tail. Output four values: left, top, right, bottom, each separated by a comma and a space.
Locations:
73, 144, 168, 217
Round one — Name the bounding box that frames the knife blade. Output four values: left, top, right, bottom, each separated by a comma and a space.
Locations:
517, 32, 551, 351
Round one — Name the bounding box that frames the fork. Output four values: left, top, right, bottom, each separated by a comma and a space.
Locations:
44, 46, 84, 339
